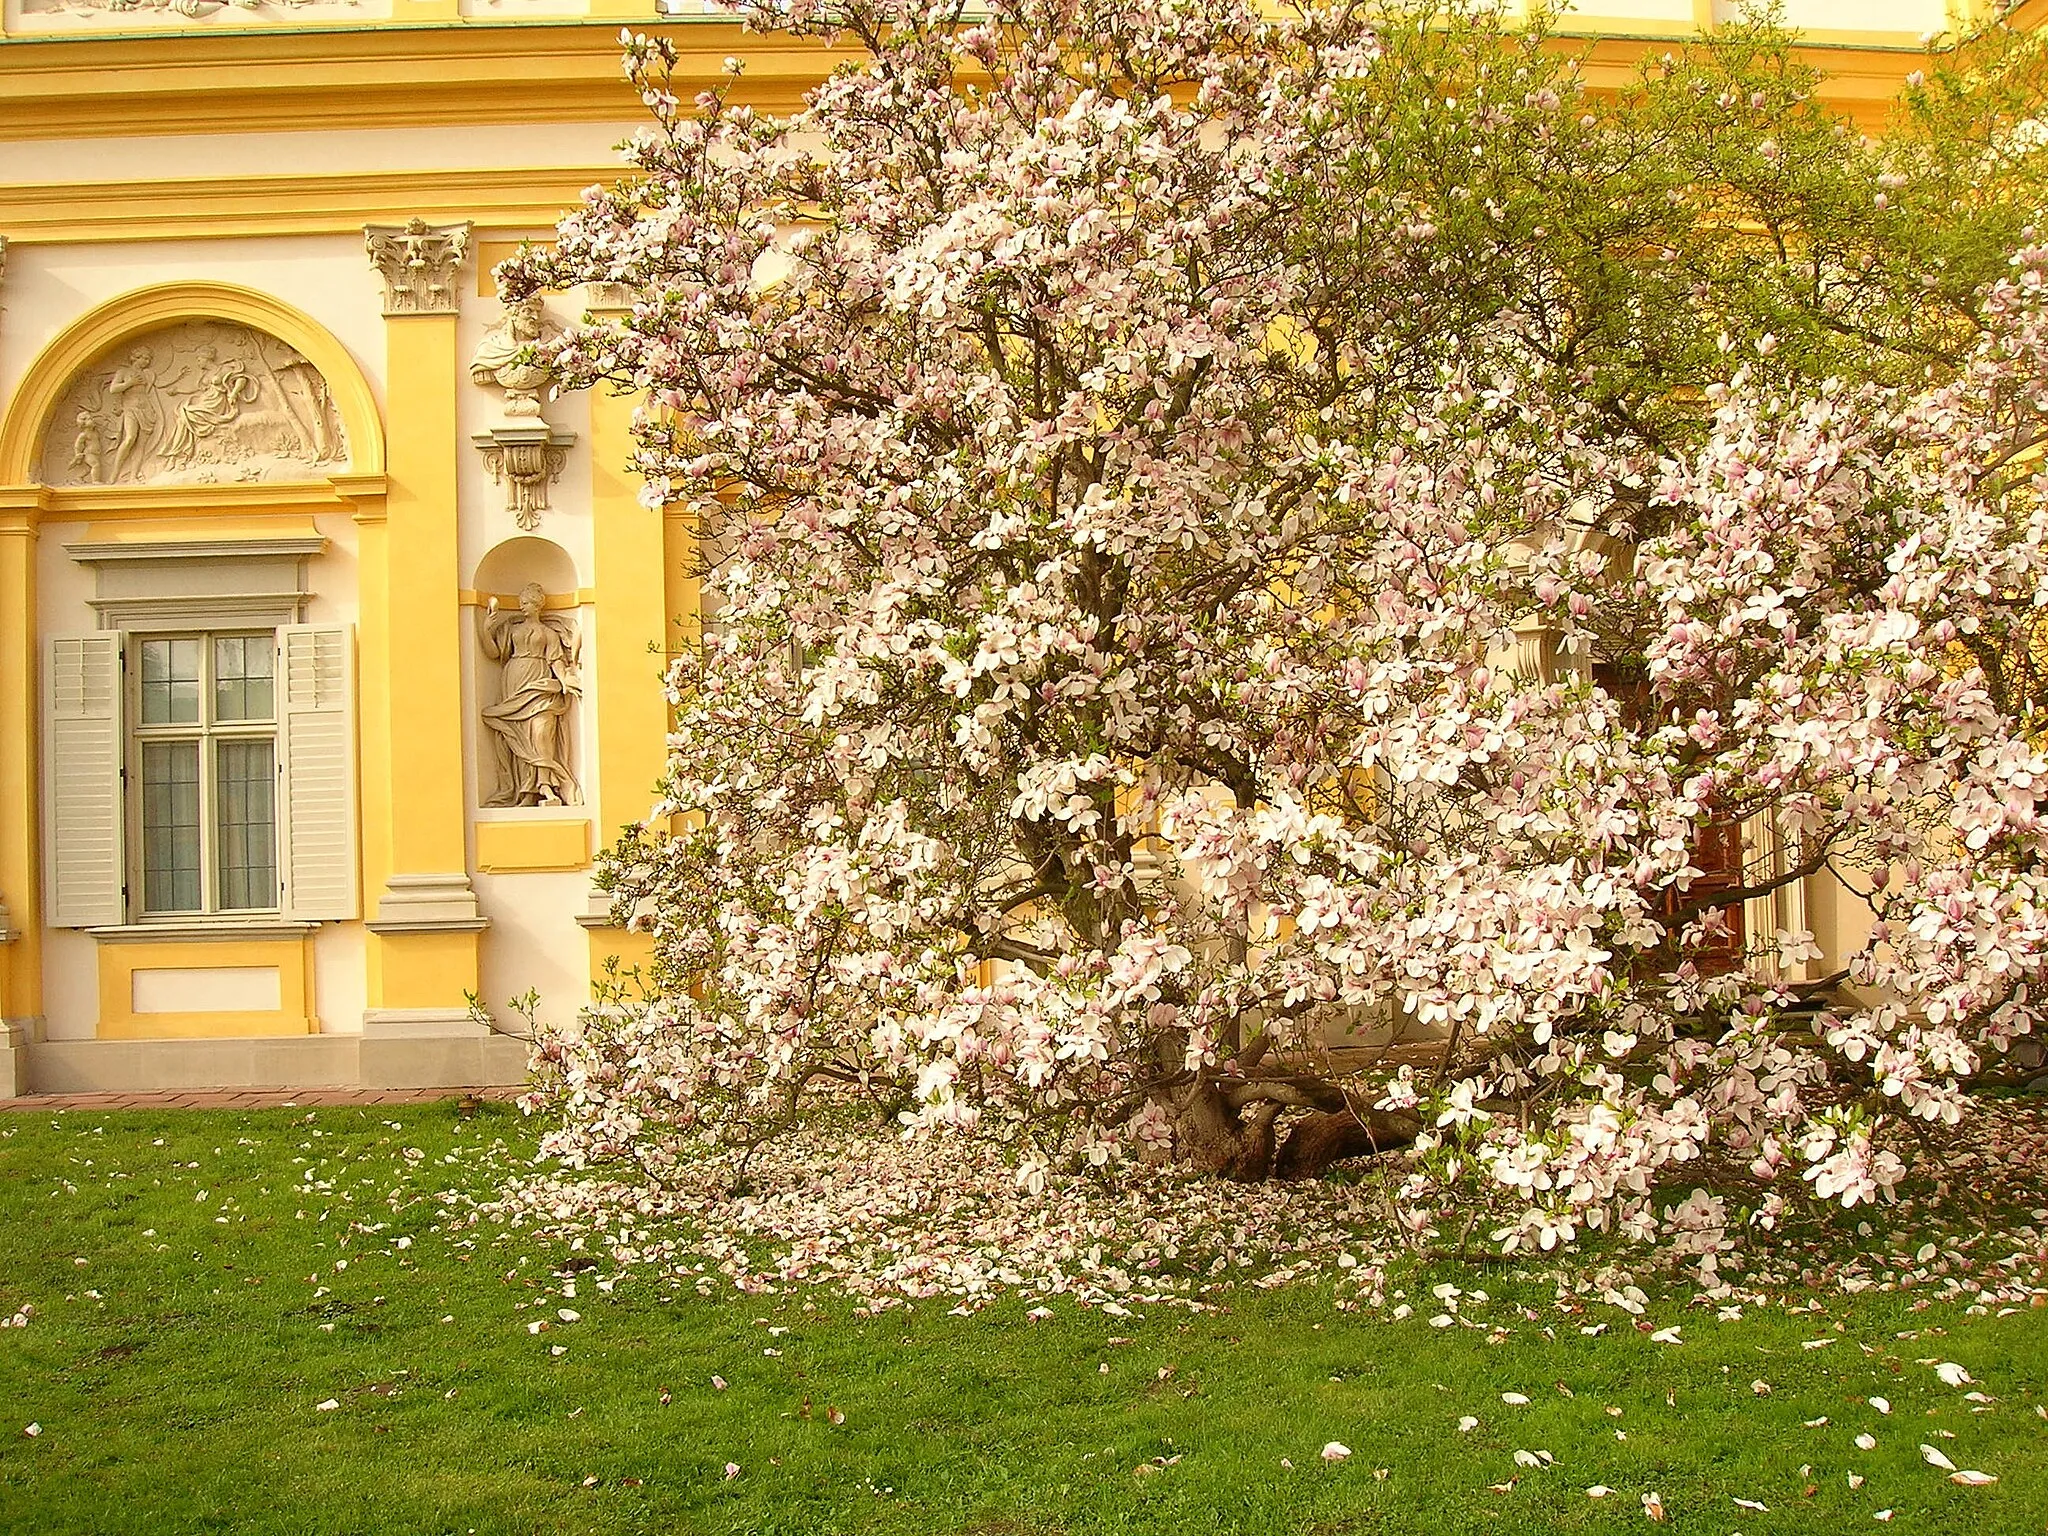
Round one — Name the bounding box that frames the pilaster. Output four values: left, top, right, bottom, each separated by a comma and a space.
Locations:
0, 495, 44, 1067
581, 313, 669, 976
361, 219, 486, 1028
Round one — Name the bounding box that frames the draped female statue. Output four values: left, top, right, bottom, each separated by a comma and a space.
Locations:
478, 583, 581, 807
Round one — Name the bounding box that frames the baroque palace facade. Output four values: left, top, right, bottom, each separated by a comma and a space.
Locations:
0, 0, 2009, 1095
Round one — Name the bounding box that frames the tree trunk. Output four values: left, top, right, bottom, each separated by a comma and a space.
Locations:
1174, 1079, 1283, 1180
1272, 1108, 1422, 1180
1171, 1079, 1418, 1182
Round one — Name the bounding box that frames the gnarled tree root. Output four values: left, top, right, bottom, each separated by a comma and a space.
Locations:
1272, 1108, 1421, 1180
1174, 1075, 1421, 1181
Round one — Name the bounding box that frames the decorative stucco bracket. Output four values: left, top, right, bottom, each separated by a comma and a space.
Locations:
473, 422, 575, 529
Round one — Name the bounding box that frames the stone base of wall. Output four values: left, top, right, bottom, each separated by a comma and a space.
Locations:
0, 1022, 29, 1098
20, 1034, 529, 1096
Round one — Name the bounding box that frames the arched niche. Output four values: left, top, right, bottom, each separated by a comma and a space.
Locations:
471, 535, 585, 810
473, 535, 578, 606
0, 282, 384, 490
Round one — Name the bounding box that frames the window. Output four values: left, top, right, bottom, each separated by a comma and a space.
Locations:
131, 633, 280, 916
45, 625, 358, 929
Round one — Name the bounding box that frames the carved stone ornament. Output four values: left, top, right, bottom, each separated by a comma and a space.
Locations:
475, 424, 575, 531
582, 281, 637, 313
470, 295, 561, 419
38, 321, 349, 488
364, 218, 471, 316
470, 297, 576, 526
18, 0, 362, 22
477, 583, 582, 807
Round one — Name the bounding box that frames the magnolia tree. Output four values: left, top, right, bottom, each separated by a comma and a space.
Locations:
505, 0, 2048, 1255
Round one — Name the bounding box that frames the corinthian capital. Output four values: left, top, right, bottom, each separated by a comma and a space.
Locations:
364, 218, 472, 316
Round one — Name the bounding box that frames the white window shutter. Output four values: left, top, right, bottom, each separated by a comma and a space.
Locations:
278, 624, 359, 922
45, 634, 125, 928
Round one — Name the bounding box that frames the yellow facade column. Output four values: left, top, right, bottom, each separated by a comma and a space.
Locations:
582, 335, 666, 979
0, 493, 42, 1092
360, 219, 489, 1032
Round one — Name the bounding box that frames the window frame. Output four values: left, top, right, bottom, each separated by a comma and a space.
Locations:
123, 628, 283, 922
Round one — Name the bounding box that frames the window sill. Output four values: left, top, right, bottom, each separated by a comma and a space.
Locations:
86, 920, 319, 943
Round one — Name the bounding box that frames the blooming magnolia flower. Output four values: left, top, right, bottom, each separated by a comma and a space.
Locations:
503, 0, 2048, 1267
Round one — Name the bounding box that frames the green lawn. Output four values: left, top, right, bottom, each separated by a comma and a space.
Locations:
0, 1103, 2043, 1535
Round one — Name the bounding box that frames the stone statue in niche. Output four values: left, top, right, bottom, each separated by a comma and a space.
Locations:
478, 583, 582, 808
41, 321, 347, 488
469, 296, 560, 419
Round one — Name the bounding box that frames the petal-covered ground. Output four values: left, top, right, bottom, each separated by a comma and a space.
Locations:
481, 1099, 2048, 1320
0, 1100, 2043, 1534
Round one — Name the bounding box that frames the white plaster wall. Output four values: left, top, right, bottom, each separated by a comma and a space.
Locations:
314, 922, 368, 1035
1721, 0, 1953, 33
457, 288, 600, 838
33, 518, 98, 639
474, 869, 593, 1030
40, 930, 98, 1041
306, 513, 364, 628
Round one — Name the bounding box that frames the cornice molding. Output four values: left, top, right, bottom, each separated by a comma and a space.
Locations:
0, 13, 1952, 144
0, 20, 857, 141
65, 533, 328, 562
0, 167, 612, 248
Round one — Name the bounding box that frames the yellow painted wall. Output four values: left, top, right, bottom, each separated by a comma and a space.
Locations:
477, 818, 591, 874
95, 936, 315, 1040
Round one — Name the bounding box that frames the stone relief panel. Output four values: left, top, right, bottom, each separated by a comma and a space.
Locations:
14, 0, 375, 28
39, 321, 349, 489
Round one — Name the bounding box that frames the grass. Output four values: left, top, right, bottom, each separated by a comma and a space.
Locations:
0, 1102, 2044, 1535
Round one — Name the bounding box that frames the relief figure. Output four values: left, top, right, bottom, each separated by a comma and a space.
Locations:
105, 347, 165, 482
162, 345, 259, 466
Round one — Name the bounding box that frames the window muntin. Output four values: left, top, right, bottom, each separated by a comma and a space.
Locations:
130, 631, 279, 917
